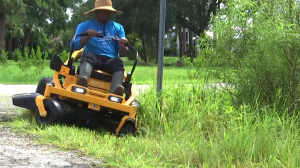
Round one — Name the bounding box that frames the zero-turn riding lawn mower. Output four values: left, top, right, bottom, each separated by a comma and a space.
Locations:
12, 32, 142, 135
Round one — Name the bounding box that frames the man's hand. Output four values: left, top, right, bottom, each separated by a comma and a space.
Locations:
116, 36, 129, 56
87, 29, 97, 37
116, 36, 128, 47
80, 29, 101, 47
87, 29, 102, 37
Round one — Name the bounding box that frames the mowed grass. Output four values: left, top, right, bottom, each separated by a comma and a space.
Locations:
8, 84, 300, 167
0, 57, 199, 85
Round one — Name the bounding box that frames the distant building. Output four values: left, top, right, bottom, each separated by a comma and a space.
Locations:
165, 27, 199, 56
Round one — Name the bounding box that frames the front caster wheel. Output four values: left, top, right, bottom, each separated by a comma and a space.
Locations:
118, 120, 136, 136
35, 99, 62, 126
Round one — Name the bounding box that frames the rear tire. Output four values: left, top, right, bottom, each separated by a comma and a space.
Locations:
36, 77, 53, 95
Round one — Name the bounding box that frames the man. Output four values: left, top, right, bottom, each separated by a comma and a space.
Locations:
71, 0, 128, 96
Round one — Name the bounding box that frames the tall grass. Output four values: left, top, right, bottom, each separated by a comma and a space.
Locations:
199, 0, 300, 112
9, 83, 300, 167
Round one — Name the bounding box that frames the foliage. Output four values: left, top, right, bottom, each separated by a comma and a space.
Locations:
164, 48, 177, 56
52, 40, 64, 55
12, 48, 22, 62
168, 0, 223, 35
17, 47, 31, 71
199, 0, 300, 112
125, 33, 142, 60
0, 50, 8, 66
60, 50, 70, 62
33, 46, 46, 73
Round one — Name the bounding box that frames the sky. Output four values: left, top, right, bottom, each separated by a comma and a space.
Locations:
67, 8, 73, 21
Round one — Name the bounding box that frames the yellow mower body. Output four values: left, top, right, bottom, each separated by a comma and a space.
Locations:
35, 49, 139, 135
12, 33, 141, 135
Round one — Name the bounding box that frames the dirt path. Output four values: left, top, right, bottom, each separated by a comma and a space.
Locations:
0, 95, 102, 168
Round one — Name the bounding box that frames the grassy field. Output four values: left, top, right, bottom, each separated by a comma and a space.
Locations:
0, 57, 224, 85
7, 84, 300, 167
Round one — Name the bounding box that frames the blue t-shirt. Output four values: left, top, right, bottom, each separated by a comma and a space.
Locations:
70, 18, 126, 58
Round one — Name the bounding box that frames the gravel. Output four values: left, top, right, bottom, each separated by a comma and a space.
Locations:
0, 93, 102, 168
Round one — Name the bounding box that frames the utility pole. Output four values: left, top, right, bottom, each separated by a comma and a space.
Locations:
157, 0, 167, 93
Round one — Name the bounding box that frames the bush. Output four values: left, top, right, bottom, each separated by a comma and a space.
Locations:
127, 41, 142, 60
13, 48, 22, 62
17, 47, 32, 71
0, 50, 8, 67
60, 50, 70, 62
125, 33, 143, 60
31, 48, 37, 66
198, 0, 300, 112
164, 48, 177, 56
33, 46, 46, 73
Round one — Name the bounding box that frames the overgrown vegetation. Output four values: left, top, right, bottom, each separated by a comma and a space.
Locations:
0, 50, 8, 66
10, 84, 300, 167
194, 0, 300, 112
15, 47, 45, 74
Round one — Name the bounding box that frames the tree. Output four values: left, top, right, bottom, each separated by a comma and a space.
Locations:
113, 0, 176, 62
171, 0, 223, 36
0, 0, 25, 54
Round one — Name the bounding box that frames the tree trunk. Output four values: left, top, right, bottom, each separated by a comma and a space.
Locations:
178, 27, 183, 59
189, 29, 194, 58
182, 28, 186, 56
141, 33, 148, 63
29, 34, 34, 56
23, 27, 33, 51
13, 38, 20, 50
0, 9, 5, 55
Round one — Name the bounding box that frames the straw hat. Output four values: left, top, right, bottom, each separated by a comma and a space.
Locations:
85, 0, 122, 15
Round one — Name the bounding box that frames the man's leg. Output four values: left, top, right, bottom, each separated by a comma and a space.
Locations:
102, 57, 124, 96
77, 53, 101, 87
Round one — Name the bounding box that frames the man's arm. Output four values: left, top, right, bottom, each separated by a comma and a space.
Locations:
119, 44, 128, 56
70, 22, 87, 50
117, 25, 129, 56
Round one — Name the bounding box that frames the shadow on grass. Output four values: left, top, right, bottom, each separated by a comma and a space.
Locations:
12, 107, 128, 135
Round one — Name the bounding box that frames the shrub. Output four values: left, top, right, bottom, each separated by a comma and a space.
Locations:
0, 50, 8, 67
31, 48, 37, 66
60, 50, 70, 62
127, 41, 142, 60
17, 47, 32, 71
164, 48, 177, 56
13, 48, 22, 62
33, 46, 46, 73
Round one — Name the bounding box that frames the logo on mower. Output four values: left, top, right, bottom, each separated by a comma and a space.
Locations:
89, 92, 106, 98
